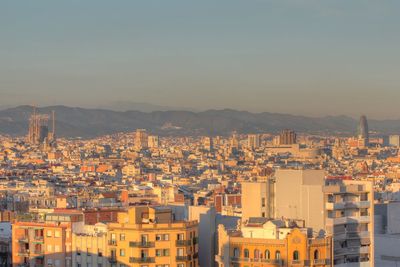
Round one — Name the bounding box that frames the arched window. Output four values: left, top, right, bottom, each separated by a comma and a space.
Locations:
293, 250, 300, 260
254, 249, 260, 259
233, 248, 240, 257
275, 250, 281, 260
314, 249, 319, 259
265, 250, 271, 259
244, 249, 249, 258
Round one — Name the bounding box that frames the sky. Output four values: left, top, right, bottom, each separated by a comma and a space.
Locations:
1, 0, 400, 118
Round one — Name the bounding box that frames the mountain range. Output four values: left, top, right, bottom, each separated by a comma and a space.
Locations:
0, 105, 399, 138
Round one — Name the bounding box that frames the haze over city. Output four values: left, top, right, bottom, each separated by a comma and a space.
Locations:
2, 1, 400, 118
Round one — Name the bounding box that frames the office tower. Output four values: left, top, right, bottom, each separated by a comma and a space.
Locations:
107, 206, 199, 267
324, 180, 374, 266
203, 136, 213, 151
216, 219, 333, 267
389, 135, 400, 147
12, 211, 84, 267
241, 179, 274, 221
134, 129, 148, 150
247, 134, 261, 149
188, 206, 216, 267
279, 129, 297, 145
357, 115, 369, 146
274, 169, 326, 232
148, 135, 160, 148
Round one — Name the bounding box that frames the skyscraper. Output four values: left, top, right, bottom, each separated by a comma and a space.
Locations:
357, 115, 369, 145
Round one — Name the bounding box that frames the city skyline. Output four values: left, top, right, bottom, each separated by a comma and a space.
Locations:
2, 1, 400, 119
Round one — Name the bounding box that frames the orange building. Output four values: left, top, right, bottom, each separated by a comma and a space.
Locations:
12, 211, 83, 267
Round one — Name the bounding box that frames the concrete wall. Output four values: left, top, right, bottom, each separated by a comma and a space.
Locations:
275, 169, 325, 232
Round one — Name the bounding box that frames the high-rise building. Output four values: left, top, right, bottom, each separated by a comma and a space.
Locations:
324, 179, 374, 266
357, 115, 369, 146
134, 129, 148, 150
279, 129, 297, 145
247, 134, 261, 149
274, 169, 326, 232
107, 206, 199, 267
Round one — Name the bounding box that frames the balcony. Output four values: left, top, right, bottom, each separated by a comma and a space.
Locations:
129, 257, 155, 263
34, 236, 44, 242
108, 240, 117, 246
231, 257, 250, 262
260, 259, 283, 265
313, 259, 331, 265
291, 260, 310, 265
176, 240, 192, 246
129, 241, 155, 248
18, 237, 29, 243
18, 250, 29, 257
176, 255, 192, 261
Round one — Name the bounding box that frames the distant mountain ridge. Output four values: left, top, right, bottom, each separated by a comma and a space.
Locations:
0, 105, 399, 138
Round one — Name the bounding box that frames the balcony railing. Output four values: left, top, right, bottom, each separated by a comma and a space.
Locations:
176, 255, 192, 261
129, 257, 155, 263
129, 241, 155, 248
176, 240, 192, 246
314, 259, 331, 265
108, 240, 117, 246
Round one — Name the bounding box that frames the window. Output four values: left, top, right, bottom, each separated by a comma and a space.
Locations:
55, 245, 60, 252
275, 251, 281, 260
163, 249, 170, 256
262, 197, 266, 207
98, 249, 103, 257
314, 250, 319, 259
55, 231, 60, 238
177, 248, 184, 256
265, 250, 270, 259
254, 249, 260, 259
156, 234, 162, 241
163, 234, 169, 241
293, 250, 299, 260
233, 248, 240, 257
141, 235, 148, 243
177, 233, 184, 240
120, 234, 125, 241
244, 249, 249, 258
47, 230, 53, 237
47, 245, 53, 252
120, 249, 125, 257
177, 264, 184, 267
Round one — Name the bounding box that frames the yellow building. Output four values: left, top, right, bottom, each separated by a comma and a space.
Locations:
216, 218, 333, 267
107, 206, 199, 267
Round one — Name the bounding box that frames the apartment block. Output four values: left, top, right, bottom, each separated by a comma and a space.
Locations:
324, 180, 374, 267
107, 206, 199, 267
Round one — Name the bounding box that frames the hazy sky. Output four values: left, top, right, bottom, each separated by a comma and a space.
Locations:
1, 1, 400, 118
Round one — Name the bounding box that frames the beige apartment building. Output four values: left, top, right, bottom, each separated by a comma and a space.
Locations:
107, 206, 199, 267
